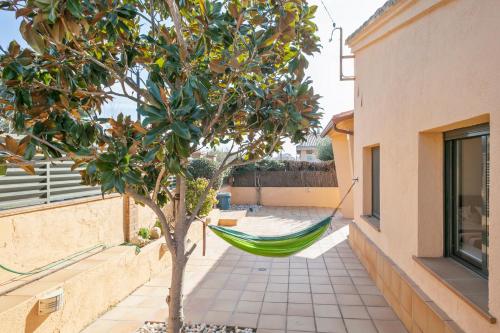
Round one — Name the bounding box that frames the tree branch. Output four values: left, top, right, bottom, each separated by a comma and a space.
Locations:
164, 0, 189, 61
125, 188, 176, 253
153, 166, 166, 202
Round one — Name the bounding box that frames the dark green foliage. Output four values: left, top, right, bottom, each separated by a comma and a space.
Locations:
138, 227, 150, 239
186, 178, 218, 217
231, 159, 334, 175
187, 158, 225, 189
317, 138, 334, 161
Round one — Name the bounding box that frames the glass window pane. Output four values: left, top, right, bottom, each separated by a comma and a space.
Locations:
453, 137, 485, 265
372, 147, 380, 219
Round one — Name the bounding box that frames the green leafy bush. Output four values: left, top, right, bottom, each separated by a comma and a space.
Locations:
138, 227, 150, 239
186, 178, 218, 217
231, 159, 334, 175
187, 158, 226, 189
317, 138, 334, 161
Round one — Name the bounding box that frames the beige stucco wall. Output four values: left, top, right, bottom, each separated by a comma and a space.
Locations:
349, 0, 500, 332
0, 240, 171, 333
230, 187, 340, 208
327, 120, 355, 218
0, 195, 125, 284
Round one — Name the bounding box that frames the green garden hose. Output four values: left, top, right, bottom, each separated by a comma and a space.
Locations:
0, 244, 106, 276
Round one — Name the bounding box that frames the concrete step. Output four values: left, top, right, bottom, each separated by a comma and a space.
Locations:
217, 209, 247, 227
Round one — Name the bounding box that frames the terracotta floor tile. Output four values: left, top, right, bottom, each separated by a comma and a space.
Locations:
289, 283, 311, 293
287, 315, 315, 332
261, 302, 287, 315
309, 276, 331, 284
348, 270, 369, 278
241, 290, 265, 302
288, 303, 314, 316
270, 276, 289, 284
230, 312, 259, 328
267, 283, 288, 293
311, 284, 334, 294
289, 275, 310, 284
264, 292, 288, 303
314, 304, 341, 318
192, 288, 219, 299
309, 269, 329, 277
236, 300, 262, 314
271, 269, 289, 276
330, 277, 352, 285
246, 283, 267, 292
211, 299, 238, 312
290, 269, 308, 276
315, 317, 347, 333
204, 310, 232, 325
367, 306, 398, 320
344, 319, 378, 333
313, 293, 337, 305
217, 289, 241, 300
288, 292, 312, 304
355, 285, 381, 296
328, 269, 349, 277
373, 320, 409, 333
81, 319, 143, 333
332, 284, 357, 294
360, 295, 388, 307
340, 306, 370, 319
336, 294, 363, 306
249, 275, 269, 283
258, 314, 287, 330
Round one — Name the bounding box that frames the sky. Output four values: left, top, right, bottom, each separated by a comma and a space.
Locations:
0, 0, 386, 155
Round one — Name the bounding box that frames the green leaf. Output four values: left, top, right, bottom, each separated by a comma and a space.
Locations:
146, 79, 163, 105
66, 0, 82, 18
171, 122, 191, 140
144, 146, 160, 162
123, 170, 142, 184
23, 142, 36, 160
114, 175, 125, 193
0, 158, 7, 177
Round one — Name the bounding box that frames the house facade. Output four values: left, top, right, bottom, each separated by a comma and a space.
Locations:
296, 134, 320, 161
325, 1, 500, 332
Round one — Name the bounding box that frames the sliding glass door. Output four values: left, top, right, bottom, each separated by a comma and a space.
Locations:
445, 124, 489, 276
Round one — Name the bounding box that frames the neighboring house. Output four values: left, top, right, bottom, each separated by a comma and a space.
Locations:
271, 152, 295, 161
324, 1, 499, 333
296, 134, 320, 161
190, 150, 217, 161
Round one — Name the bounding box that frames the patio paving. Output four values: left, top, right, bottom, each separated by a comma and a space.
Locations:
81, 207, 407, 333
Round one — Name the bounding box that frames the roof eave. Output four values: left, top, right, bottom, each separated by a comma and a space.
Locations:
321, 111, 354, 137
346, 0, 404, 46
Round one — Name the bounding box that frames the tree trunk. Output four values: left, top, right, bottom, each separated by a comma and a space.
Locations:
167, 175, 188, 333
167, 250, 187, 333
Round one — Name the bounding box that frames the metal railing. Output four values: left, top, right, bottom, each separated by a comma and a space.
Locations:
0, 160, 101, 210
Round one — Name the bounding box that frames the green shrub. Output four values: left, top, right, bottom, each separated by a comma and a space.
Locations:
317, 138, 334, 161
138, 227, 150, 239
230, 159, 334, 175
187, 158, 226, 189
186, 178, 218, 217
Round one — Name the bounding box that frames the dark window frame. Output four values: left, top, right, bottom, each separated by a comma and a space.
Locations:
371, 146, 380, 219
444, 123, 489, 278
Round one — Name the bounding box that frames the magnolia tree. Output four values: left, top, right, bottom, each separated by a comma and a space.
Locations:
0, 0, 320, 330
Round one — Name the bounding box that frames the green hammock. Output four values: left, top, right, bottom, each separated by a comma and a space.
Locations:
208, 216, 332, 257
208, 179, 359, 257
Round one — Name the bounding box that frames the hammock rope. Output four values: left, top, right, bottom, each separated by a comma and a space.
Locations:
209, 178, 358, 257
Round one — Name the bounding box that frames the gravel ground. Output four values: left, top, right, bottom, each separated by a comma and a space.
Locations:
136, 322, 255, 333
